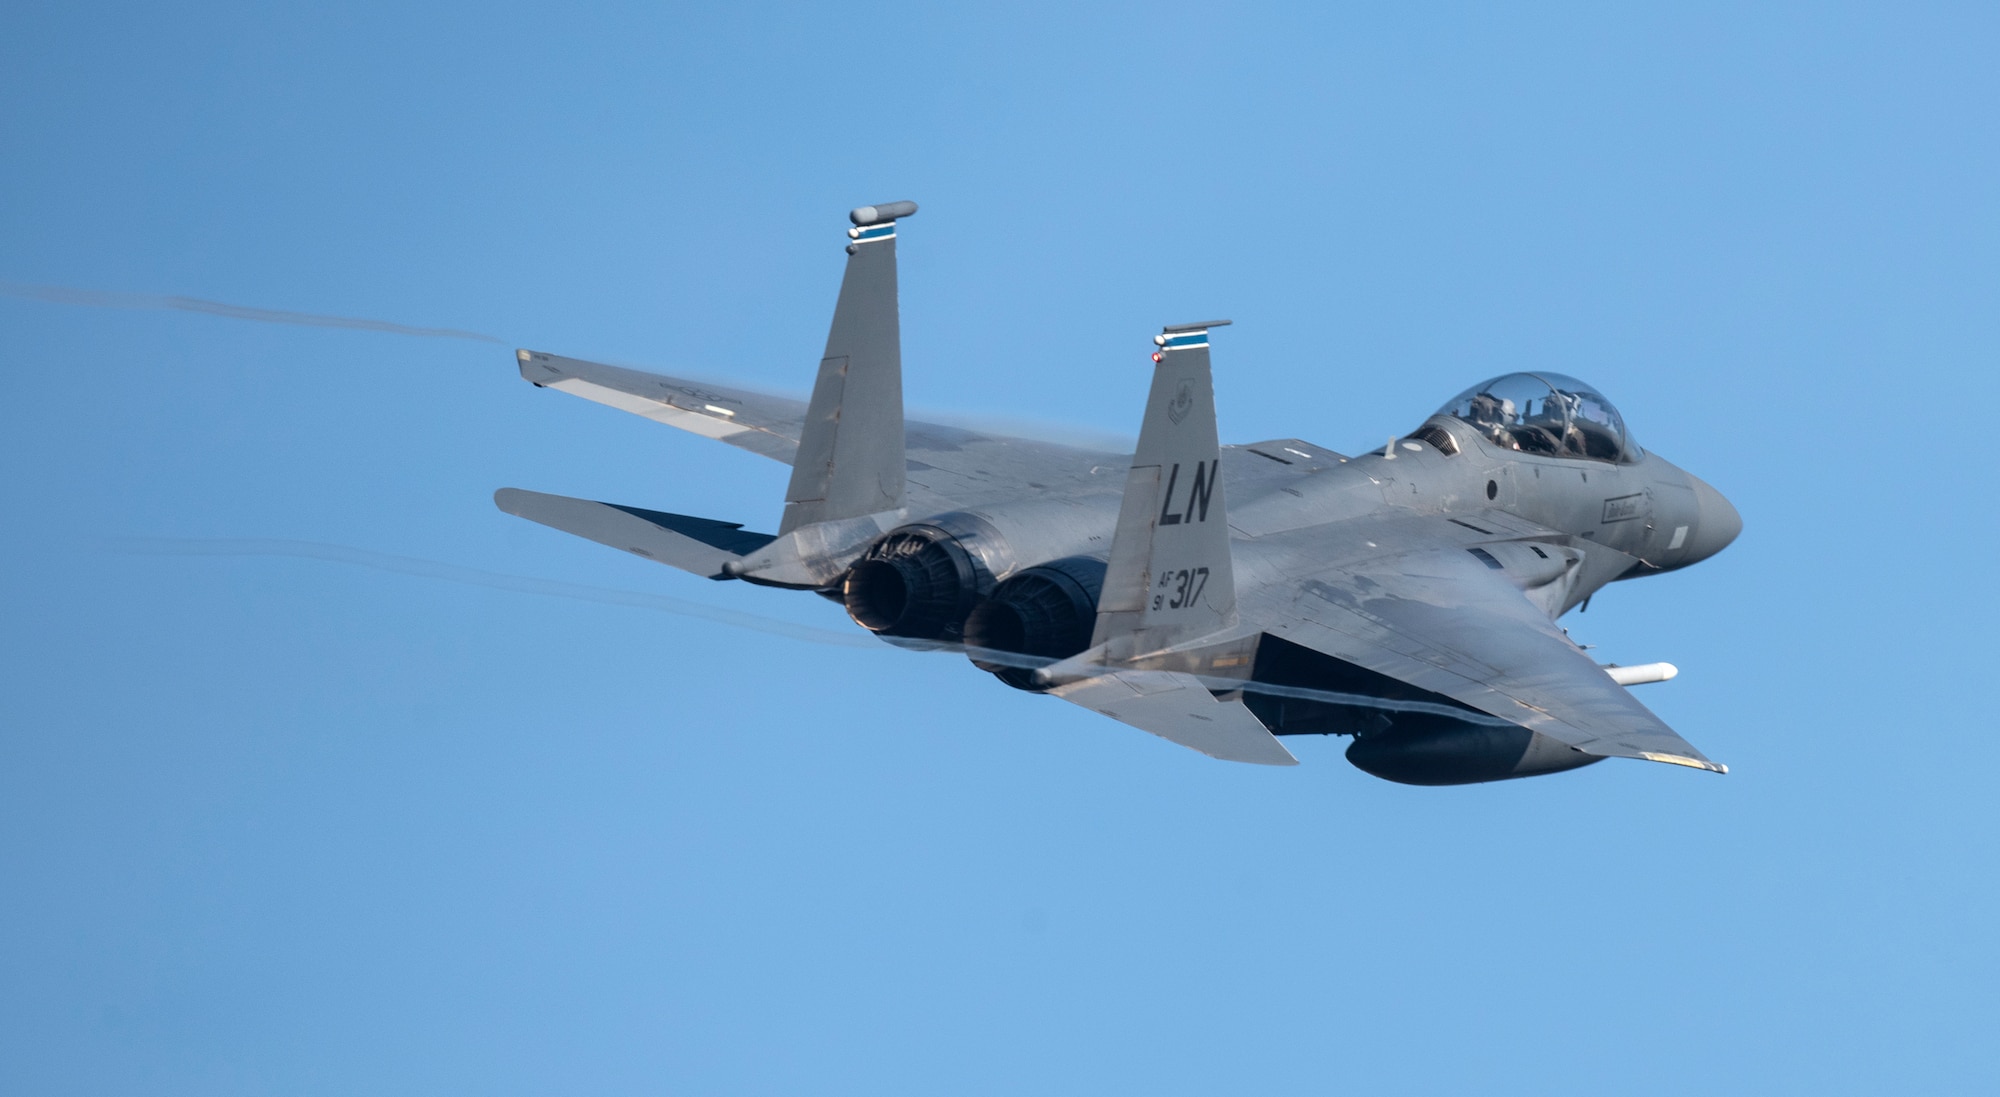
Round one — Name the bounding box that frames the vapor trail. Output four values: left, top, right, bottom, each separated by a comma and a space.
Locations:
109, 537, 878, 649
910, 640, 1514, 725
3, 281, 505, 344
115, 536, 1511, 724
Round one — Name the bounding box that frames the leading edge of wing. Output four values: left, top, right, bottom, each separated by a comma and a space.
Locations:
1248, 549, 1725, 773
515, 350, 1126, 508
517, 350, 806, 463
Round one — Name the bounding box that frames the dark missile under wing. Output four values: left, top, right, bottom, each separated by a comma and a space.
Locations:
497, 201, 1744, 786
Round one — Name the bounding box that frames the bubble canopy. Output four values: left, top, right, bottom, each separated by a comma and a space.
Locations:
1437, 372, 1636, 463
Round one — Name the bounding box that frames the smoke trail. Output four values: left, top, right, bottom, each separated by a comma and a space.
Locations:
113, 537, 1515, 725
109, 537, 877, 649
2, 281, 505, 344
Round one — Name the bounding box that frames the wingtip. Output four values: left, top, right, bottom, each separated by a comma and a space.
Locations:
1637, 751, 1728, 774
493, 486, 530, 514
514, 348, 552, 385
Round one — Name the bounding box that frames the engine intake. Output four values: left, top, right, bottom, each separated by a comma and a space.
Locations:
962, 556, 1106, 690
842, 527, 981, 639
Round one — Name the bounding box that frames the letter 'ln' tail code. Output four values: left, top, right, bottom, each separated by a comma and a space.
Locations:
1091, 324, 1237, 652
1156, 460, 1220, 526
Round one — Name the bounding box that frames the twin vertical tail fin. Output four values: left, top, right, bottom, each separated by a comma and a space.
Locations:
726, 202, 917, 587
1044, 321, 1296, 765
778, 202, 915, 535
1088, 321, 1239, 657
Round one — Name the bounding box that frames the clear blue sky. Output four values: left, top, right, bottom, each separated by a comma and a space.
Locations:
4, 3, 1996, 1094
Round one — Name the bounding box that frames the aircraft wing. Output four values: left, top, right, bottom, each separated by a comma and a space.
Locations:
517, 350, 808, 463
516, 349, 1128, 511
1244, 547, 1723, 771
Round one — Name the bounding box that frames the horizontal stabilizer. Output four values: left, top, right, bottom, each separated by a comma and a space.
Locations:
495, 487, 775, 580
1050, 670, 1298, 766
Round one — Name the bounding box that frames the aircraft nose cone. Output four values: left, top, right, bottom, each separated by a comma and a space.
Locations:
1686, 475, 1742, 561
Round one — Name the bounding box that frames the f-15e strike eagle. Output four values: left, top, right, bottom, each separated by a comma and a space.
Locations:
497, 201, 1742, 784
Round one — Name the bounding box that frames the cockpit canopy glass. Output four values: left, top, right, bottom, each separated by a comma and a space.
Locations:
1438, 372, 1635, 463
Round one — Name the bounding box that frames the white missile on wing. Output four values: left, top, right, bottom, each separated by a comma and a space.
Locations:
1602, 662, 1679, 687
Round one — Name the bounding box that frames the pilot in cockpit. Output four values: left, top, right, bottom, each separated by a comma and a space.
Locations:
1463, 392, 1520, 449
1540, 390, 1589, 458
1436, 373, 1633, 464
1505, 391, 1566, 456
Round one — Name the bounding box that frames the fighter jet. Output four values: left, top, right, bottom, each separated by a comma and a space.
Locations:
498, 201, 1743, 784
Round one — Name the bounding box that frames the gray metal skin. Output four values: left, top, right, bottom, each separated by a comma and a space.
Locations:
499, 203, 1743, 785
